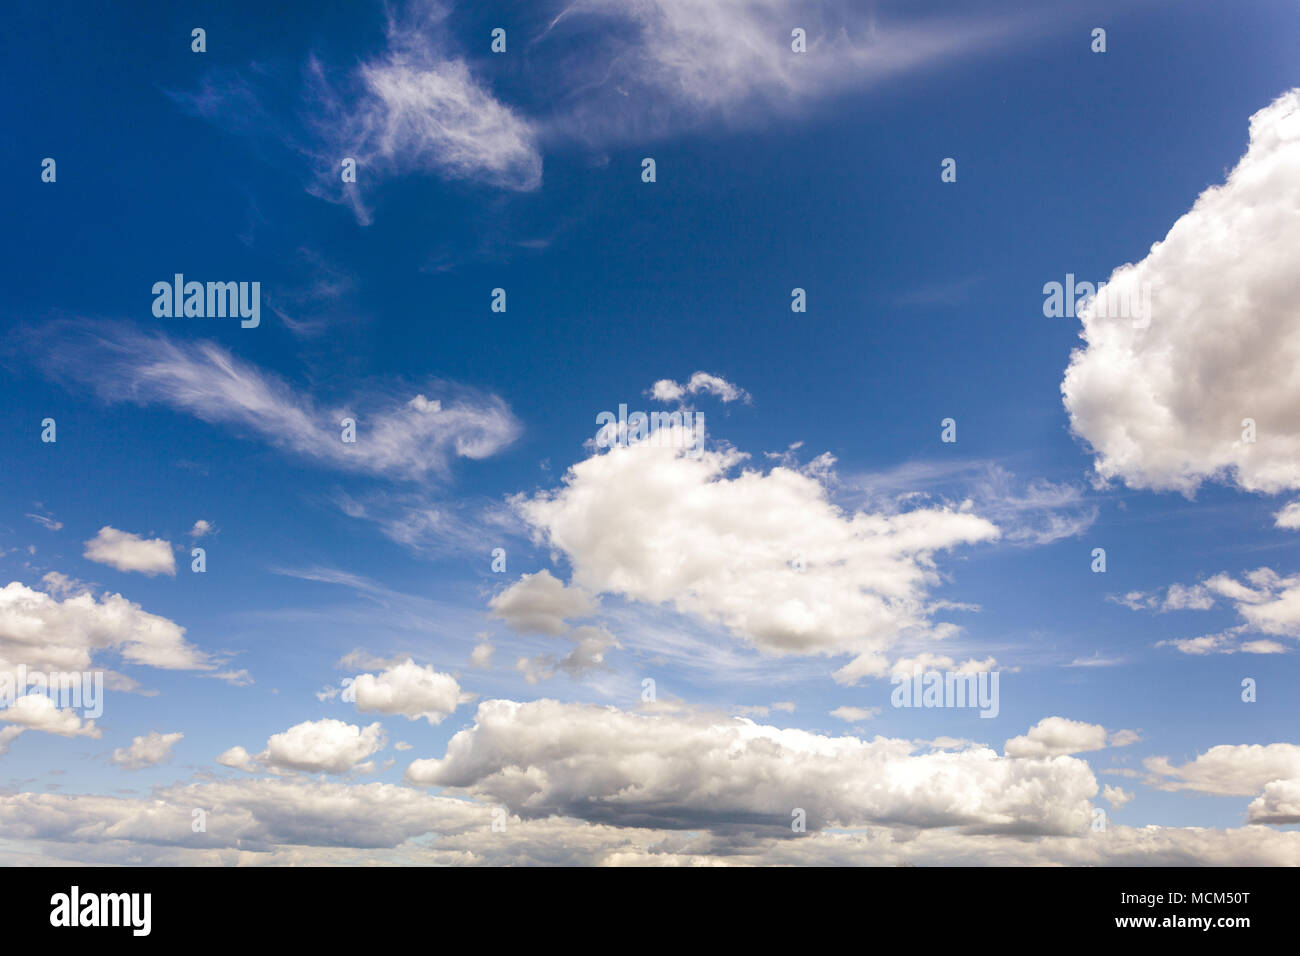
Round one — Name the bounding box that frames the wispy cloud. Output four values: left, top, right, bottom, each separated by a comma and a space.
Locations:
38, 323, 521, 483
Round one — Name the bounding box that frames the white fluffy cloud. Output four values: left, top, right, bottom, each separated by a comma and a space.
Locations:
0, 694, 100, 740
407, 699, 1098, 836
1102, 785, 1134, 809
1276, 501, 1300, 529
351, 659, 469, 724
515, 433, 997, 678
224, 719, 387, 775
0, 754, 1297, 864
489, 570, 596, 635
83, 526, 175, 576
1063, 89, 1300, 494
1145, 743, 1300, 797
0, 581, 215, 676
650, 372, 749, 404
1004, 717, 1134, 758
111, 731, 183, 770
264, 719, 386, 774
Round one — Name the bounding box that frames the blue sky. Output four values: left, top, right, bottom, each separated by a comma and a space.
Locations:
1, 0, 1299, 865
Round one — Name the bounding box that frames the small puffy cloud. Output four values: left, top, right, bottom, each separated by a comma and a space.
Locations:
350, 659, 469, 724
1063, 89, 1300, 494
469, 641, 493, 669
1102, 785, 1134, 809
1162, 583, 1215, 611
111, 731, 183, 770
650, 372, 749, 404
189, 520, 214, 538
1276, 501, 1300, 529
261, 719, 387, 774
1004, 717, 1133, 758
488, 570, 596, 635
217, 745, 258, 773
83, 526, 175, 576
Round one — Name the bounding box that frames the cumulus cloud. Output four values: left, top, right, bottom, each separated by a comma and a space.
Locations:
1146, 744, 1300, 804
216, 746, 259, 773
350, 659, 470, 724
189, 520, 214, 538
229, 719, 388, 775
83, 526, 175, 576
649, 372, 750, 404
488, 570, 596, 635
0, 765, 1297, 865
0, 694, 101, 740
41, 326, 520, 483
1062, 89, 1300, 494
1004, 717, 1135, 758
1276, 501, 1300, 529
111, 731, 183, 770
1248, 778, 1300, 824
406, 699, 1098, 835
469, 641, 493, 669
1102, 785, 1134, 809
514, 431, 997, 678
0, 581, 216, 676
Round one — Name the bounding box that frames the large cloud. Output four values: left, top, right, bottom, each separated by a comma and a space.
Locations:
514, 431, 998, 678
0, 760, 1298, 865
406, 699, 1097, 836
1062, 89, 1300, 494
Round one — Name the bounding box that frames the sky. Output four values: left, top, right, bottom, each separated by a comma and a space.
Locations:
0, 0, 1298, 865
